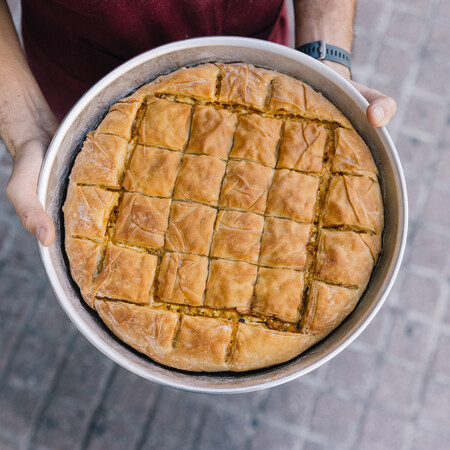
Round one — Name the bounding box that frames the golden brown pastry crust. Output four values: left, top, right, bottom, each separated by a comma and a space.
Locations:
121, 63, 220, 103
95, 300, 179, 356
63, 183, 119, 240
92, 244, 157, 304
65, 237, 103, 308
64, 62, 383, 372
302, 281, 362, 334
157, 253, 208, 306
114, 193, 171, 249
315, 229, 381, 288
260, 218, 311, 269
96, 102, 141, 140
211, 210, 264, 263
228, 323, 322, 371
139, 98, 192, 150
171, 315, 234, 371
253, 267, 304, 323
333, 128, 379, 178
219, 160, 272, 212
204, 259, 258, 313
322, 175, 384, 234
270, 73, 352, 128
122, 145, 181, 197
69, 132, 128, 188
173, 154, 226, 205
278, 122, 328, 173
266, 170, 320, 222
217, 63, 274, 110
165, 201, 216, 255
186, 106, 238, 158
230, 113, 282, 166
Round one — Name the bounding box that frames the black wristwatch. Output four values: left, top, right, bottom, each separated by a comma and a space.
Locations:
297, 40, 352, 71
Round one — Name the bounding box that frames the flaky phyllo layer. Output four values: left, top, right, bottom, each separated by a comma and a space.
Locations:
63, 63, 383, 371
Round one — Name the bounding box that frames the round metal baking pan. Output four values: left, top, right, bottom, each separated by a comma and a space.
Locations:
37, 37, 408, 393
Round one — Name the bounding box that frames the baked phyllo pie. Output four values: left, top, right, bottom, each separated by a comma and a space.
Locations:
63, 62, 383, 372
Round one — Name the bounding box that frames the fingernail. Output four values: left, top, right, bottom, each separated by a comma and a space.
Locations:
36, 226, 47, 244
371, 106, 385, 125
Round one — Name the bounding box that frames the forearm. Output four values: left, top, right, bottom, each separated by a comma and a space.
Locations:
293, 0, 396, 128
293, 0, 356, 78
0, 0, 57, 158
294, 0, 356, 51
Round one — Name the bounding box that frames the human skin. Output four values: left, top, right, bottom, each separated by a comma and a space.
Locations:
0, 0, 58, 246
0, 0, 396, 247
294, 0, 396, 126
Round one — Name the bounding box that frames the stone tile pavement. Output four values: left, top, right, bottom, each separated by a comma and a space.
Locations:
0, 0, 449, 448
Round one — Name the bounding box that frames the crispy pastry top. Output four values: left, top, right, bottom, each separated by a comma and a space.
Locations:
63, 62, 383, 372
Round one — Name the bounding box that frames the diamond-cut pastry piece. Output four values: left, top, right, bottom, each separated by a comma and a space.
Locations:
63, 183, 119, 240
278, 122, 327, 173
115, 193, 170, 249
211, 211, 264, 263
157, 253, 208, 306
139, 98, 192, 150
172, 316, 234, 371
322, 175, 384, 234
219, 160, 272, 212
173, 154, 226, 205
96, 102, 141, 140
217, 63, 274, 110
122, 145, 181, 197
205, 259, 257, 313
121, 64, 220, 103
70, 132, 128, 188
266, 170, 319, 222
302, 82, 352, 128
270, 73, 351, 128
186, 106, 238, 158
333, 128, 378, 178
65, 238, 103, 308
95, 300, 179, 352
93, 244, 157, 304
253, 267, 304, 322
302, 281, 361, 334
230, 114, 282, 166
166, 201, 216, 255
315, 230, 381, 288
260, 218, 311, 269
228, 323, 320, 371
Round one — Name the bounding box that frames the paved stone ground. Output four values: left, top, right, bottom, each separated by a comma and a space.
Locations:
0, 0, 449, 449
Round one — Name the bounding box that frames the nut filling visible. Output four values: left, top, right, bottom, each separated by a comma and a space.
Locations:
63, 62, 384, 372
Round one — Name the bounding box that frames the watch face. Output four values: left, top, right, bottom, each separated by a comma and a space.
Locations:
297, 41, 352, 70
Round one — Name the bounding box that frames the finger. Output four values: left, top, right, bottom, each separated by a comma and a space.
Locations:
6, 145, 55, 246
350, 80, 397, 127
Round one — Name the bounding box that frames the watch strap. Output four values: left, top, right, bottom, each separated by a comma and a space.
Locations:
297, 40, 352, 71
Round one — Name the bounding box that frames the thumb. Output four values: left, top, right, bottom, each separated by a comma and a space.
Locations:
6, 142, 55, 246
350, 80, 397, 127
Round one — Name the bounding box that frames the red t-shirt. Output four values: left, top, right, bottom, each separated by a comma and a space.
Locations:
21, 0, 291, 120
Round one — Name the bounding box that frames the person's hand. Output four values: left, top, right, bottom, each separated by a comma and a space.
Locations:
323, 60, 397, 127
6, 133, 57, 247
1, 0, 59, 247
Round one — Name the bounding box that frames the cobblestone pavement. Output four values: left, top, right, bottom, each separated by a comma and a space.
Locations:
1, 0, 449, 449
